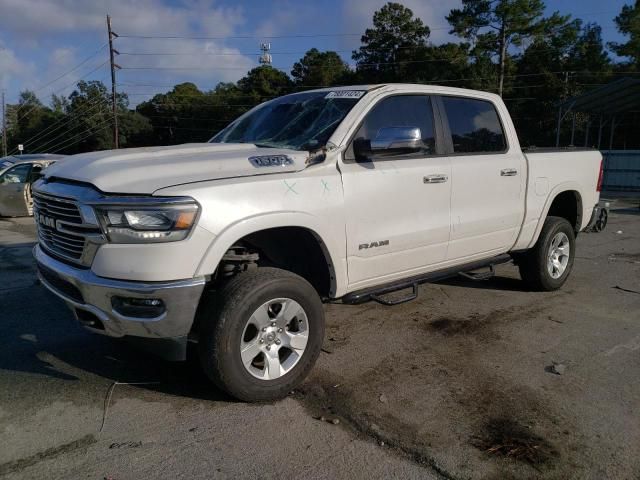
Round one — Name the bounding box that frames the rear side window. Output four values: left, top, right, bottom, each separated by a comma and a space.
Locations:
350, 95, 436, 157
441, 97, 506, 153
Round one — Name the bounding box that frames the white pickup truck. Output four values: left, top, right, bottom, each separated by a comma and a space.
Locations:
33, 84, 603, 401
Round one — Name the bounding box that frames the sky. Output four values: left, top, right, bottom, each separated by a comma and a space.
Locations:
0, 0, 632, 108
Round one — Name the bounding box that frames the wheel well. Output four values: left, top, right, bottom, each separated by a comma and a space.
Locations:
222, 227, 334, 299
547, 190, 582, 234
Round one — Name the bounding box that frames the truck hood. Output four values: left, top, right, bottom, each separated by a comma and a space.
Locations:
44, 143, 308, 194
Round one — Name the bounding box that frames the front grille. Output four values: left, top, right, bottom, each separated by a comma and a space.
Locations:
37, 264, 84, 303
33, 194, 86, 260
33, 194, 82, 224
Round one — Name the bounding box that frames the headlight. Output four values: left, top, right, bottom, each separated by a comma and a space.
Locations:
95, 203, 199, 243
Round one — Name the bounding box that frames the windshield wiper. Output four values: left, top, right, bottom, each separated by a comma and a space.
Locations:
253, 143, 280, 149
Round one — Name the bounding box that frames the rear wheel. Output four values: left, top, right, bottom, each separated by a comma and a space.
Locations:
518, 216, 576, 291
197, 267, 324, 402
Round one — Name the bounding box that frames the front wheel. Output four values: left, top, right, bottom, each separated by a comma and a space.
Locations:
198, 267, 325, 402
518, 216, 576, 291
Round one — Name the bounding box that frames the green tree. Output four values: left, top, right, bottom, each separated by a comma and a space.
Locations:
237, 66, 292, 102
118, 111, 153, 148
352, 2, 430, 82
447, 0, 569, 96
6, 90, 58, 154
50, 94, 70, 114
567, 23, 611, 79
291, 49, 350, 88
136, 82, 207, 145
609, 1, 640, 68
406, 42, 472, 86
62, 80, 115, 153
508, 19, 610, 147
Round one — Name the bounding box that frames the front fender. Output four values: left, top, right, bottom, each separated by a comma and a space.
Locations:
195, 211, 348, 298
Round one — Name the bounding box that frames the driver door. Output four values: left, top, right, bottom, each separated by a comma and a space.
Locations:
0, 163, 33, 217
340, 94, 452, 288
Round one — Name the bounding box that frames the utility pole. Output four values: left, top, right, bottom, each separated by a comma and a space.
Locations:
1, 91, 7, 158
107, 15, 120, 149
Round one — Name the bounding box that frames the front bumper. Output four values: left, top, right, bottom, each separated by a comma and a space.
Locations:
34, 245, 205, 360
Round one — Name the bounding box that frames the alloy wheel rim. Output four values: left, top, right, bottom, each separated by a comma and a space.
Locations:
547, 232, 570, 279
240, 298, 309, 380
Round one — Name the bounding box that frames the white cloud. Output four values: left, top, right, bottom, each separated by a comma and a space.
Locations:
473, 110, 500, 132
119, 37, 255, 102
0, 39, 35, 90
0, 0, 244, 37
0, 0, 255, 103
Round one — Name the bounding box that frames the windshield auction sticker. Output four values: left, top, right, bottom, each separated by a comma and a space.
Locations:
325, 90, 366, 99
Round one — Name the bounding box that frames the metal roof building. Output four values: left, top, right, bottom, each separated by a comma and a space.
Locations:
556, 77, 640, 149
556, 78, 640, 193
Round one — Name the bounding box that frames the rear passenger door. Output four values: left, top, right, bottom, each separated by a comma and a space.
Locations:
340, 94, 452, 287
438, 96, 525, 261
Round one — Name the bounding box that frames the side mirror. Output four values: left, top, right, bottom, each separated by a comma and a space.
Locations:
371, 126, 423, 153
353, 137, 373, 163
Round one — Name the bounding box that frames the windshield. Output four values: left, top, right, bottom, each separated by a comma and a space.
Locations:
0, 157, 15, 170
210, 90, 366, 151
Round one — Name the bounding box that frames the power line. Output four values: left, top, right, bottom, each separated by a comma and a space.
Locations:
26, 99, 111, 153
116, 20, 620, 41
115, 38, 611, 58
17, 90, 111, 149
9, 60, 110, 137
118, 50, 354, 56
43, 117, 113, 154
118, 32, 365, 40
11, 44, 107, 117
7, 68, 110, 155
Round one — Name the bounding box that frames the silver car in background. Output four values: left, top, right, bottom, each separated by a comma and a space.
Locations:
0, 154, 66, 217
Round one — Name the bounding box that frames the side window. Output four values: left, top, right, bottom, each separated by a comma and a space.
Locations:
348, 95, 436, 158
0, 164, 31, 185
441, 97, 506, 153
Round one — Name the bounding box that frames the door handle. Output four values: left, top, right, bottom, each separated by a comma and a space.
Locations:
500, 168, 518, 176
423, 174, 448, 184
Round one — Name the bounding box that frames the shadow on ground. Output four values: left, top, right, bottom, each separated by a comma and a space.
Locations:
0, 280, 233, 403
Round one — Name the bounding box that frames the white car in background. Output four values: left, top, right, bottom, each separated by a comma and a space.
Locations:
0, 154, 66, 217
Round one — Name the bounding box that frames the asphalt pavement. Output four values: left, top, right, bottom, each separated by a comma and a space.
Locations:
1, 199, 639, 479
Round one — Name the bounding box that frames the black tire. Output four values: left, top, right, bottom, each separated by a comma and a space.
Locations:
518, 216, 576, 291
197, 267, 325, 402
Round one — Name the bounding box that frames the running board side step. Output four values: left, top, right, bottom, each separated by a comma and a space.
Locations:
341, 254, 512, 305
458, 264, 495, 281
370, 284, 418, 306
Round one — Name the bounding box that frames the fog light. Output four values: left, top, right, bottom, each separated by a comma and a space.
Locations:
111, 296, 166, 318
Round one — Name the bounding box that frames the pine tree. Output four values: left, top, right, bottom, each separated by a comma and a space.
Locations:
447, 0, 568, 96
352, 2, 430, 82
609, 1, 640, 68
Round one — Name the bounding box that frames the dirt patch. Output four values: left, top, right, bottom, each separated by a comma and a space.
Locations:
296, 301, 577, 479
292, 376, 458, 479
472, 417, 559, 466
423, 305, 545, 338
427, 315, 486, 336
608, 252, 640, 264
0, 434, 96, 476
